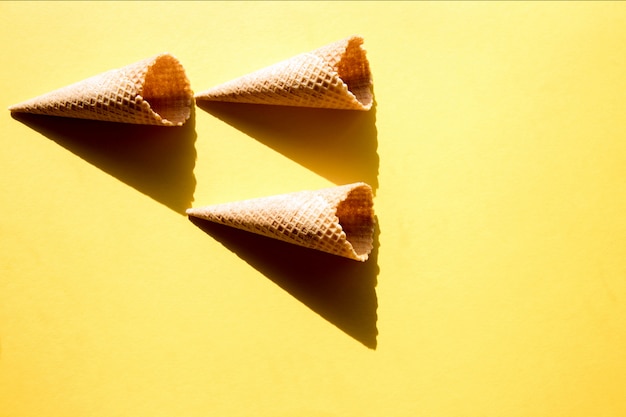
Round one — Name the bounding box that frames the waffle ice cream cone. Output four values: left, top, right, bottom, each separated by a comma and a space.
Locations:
195, 36, 373, 111
9, 53, 193, 126
187, 182, 375, 261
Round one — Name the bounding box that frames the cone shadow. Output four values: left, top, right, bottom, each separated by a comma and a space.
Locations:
196, 100, 379, 194
189, 216, 380, 349
11, 111, 197, 214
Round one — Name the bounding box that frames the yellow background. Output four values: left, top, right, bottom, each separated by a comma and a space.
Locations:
1, 2, 625, 416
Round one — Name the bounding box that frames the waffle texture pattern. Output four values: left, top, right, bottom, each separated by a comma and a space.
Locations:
195, 36, 373, 110
187, 183, 375, 261
9, 53, 193, 126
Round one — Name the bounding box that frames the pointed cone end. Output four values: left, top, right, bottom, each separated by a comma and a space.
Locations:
186, 207, 214, 220
194, 91, 210, 100
8, 103, 26, 112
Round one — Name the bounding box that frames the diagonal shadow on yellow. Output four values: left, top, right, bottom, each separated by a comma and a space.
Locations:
196, 99, 379, 195
189, 215, 380, 349
11, 110, 197, 215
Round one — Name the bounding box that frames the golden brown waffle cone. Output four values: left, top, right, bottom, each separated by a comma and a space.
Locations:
187, 182, 375, 261
9, 53, 193, 126
194, 36, 373, 111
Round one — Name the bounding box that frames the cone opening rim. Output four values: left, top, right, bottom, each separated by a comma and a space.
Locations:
335, 183, 375, 260
141, 53, 193, 126
333, 36, 373, 110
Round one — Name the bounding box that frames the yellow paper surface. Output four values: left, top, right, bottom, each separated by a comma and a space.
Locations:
1, 2, 625, 416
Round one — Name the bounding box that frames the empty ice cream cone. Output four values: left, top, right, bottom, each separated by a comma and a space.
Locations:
187, 182, 375, 261
195, 36, 373, 111
9, 53, 193, 126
